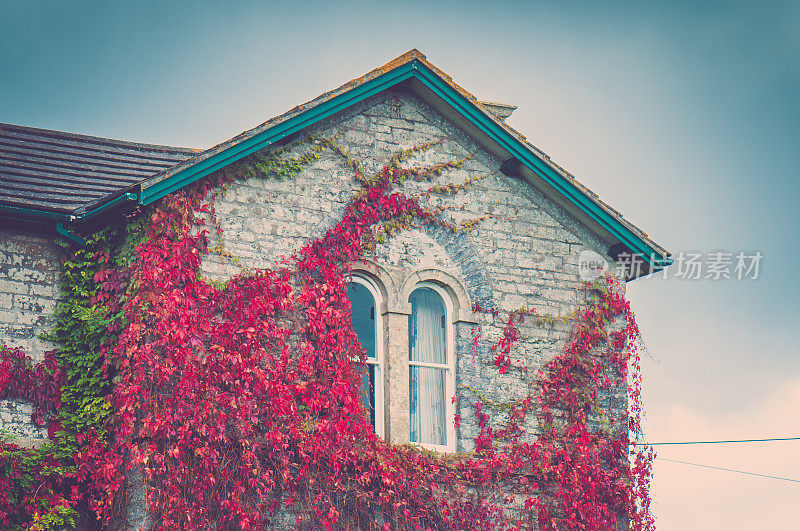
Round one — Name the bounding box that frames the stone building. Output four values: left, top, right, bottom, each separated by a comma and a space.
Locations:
0, 50, 670, 524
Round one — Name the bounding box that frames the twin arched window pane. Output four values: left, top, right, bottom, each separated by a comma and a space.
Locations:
347, 281, 377, 432
409, 287, 447, 446
347, 281, 451, 447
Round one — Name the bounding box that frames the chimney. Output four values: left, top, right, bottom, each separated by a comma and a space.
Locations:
478, 100, 517, 122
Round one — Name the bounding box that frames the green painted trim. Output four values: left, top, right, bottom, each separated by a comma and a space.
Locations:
1, 192, 137, 242
1, 59, 671, 270
135, 58, 670, 269
79, 192, 138, 220
139, 63, 418, 205
56, 223, 86, 247
0, 204, 71, 222
0, 193, 136, 223
411, 63, 671, 268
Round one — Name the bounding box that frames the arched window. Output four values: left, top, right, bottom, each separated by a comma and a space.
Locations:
346, 277, 384, 437
408, 283, 455, 451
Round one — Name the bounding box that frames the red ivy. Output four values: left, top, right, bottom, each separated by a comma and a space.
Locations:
0, 347, 72, 530
0, 347, 64, 427
2, 147, 655, 530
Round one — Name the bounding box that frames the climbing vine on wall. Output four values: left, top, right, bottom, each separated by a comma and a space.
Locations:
1, 136, 655, 530
0, 221, 146, 530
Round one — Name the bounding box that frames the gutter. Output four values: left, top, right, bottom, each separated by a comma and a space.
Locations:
0, 204, 72, 222
1, 192, 138, 247
76, 191, 139, 221
55, 223, 86, 246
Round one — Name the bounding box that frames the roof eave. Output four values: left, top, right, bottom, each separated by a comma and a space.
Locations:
138, 54, 670, 272
139, 61, 420, 204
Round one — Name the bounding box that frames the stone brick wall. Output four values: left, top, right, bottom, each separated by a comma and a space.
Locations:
0, 88, 629, 526
198, 89, 623, 453
0, 398, 48, 445
0, 226, 61, 361
0, 225, 62, 446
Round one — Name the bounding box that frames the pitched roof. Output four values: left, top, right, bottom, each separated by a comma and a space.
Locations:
0, 122, 198, 217
139, 50, 671, 270
0, 50, 670, 273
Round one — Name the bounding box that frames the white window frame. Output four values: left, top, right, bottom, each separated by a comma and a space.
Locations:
348, 275, 385, 438
408, 281, 456, 453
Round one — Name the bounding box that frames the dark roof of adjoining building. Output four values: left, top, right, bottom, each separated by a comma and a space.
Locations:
0, 122, 198, 216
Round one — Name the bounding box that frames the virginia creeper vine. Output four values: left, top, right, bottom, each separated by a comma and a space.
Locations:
0, 136, 655, 530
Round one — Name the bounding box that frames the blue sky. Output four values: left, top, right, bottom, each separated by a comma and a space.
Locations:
2, 1, 798, 528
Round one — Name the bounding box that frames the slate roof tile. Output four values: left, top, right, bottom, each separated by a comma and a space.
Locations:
0, 123, 198, 215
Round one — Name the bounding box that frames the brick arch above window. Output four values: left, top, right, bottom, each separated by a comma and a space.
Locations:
349, 260, 397, 315
398, 269, 477, 324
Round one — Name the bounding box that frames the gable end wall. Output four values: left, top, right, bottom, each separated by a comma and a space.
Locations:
0, 90, 629, 527
198, 89, 625, 454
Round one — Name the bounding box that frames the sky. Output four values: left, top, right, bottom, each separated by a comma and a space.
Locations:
2, 1, 799, 528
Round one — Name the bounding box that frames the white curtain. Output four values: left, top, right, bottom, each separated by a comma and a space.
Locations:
409, 288, 447, 445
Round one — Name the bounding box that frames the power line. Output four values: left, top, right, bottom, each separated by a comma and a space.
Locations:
656, 457, 800, 484
632, 436, 800, 446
